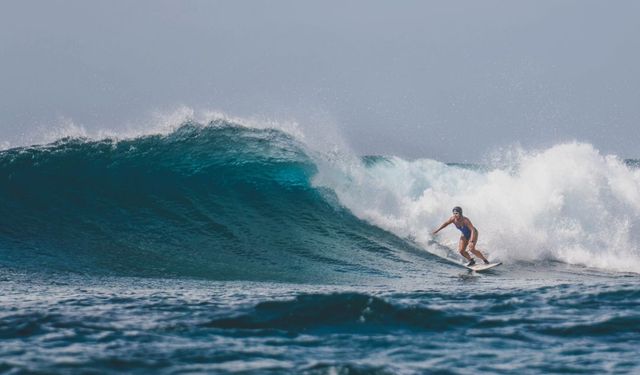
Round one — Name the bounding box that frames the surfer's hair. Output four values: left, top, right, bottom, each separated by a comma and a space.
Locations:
452, 206, 463, 215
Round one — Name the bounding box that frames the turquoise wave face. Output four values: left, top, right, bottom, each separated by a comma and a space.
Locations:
0, 122, 420, 282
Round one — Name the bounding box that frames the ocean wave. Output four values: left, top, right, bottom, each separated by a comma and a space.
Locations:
205, 292, 475, 333
1, 118, 639, 279
0, 121, 419, 281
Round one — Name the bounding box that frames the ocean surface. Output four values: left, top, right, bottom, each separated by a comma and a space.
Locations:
1, 120, 639, 374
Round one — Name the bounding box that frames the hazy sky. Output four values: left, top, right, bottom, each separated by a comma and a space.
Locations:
1, 0, 639, 161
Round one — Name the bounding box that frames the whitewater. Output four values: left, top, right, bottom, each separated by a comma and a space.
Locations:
1, 117, 639, 374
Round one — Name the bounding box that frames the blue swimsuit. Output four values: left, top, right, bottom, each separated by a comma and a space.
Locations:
454, 222, 472, 240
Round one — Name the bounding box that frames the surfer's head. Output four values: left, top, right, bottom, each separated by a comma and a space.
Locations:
452, 206, 463, 216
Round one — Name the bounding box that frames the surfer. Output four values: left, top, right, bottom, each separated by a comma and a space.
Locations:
432, 206, 490, 266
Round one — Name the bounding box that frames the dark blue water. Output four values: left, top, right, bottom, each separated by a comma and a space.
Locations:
1, 122, 639, 374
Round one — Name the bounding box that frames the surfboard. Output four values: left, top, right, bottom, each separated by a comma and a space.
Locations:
417, 239, 502, 273
465, 262, 502, 272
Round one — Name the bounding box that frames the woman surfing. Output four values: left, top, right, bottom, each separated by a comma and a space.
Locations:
432, 206, 490, 266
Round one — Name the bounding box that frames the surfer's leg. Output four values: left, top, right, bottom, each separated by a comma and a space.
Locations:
468, 242, 489, 263
458, 237, 472, 260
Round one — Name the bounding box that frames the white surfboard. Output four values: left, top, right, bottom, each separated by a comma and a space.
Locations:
465, 262, 502, 272
419, 239, 502, 272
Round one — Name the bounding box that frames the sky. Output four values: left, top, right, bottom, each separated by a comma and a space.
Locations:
1, 0, 639, 162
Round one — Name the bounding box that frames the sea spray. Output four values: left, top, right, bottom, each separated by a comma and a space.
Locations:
313, 142, 640, 273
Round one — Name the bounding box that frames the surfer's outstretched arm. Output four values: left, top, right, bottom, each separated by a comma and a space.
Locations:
432, 217, 453, 235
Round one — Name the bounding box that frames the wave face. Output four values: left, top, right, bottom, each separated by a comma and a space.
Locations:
0, 122, 418, 282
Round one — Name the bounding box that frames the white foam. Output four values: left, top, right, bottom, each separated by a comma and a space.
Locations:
313, 142, 640, 274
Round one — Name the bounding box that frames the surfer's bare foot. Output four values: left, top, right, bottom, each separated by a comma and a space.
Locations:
466, 259, 476, 267
484, 259, 490, 264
